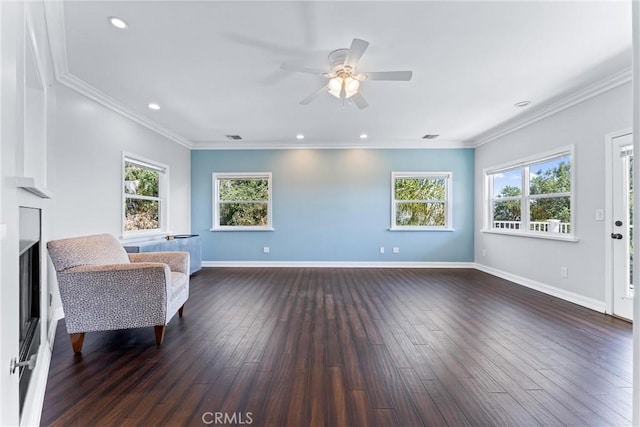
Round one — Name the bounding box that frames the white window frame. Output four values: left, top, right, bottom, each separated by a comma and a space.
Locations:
391, 171, 454, 231
483, 146, 577, 242
211, 172, 274, 231
122, 152, 169, 238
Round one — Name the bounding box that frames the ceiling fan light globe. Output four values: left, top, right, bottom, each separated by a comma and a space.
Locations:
328, 86, 342, 99
328, 77, 343, 92
345, 77, 360, 92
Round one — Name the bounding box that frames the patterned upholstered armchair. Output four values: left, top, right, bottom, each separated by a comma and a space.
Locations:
47, 234, 189, 353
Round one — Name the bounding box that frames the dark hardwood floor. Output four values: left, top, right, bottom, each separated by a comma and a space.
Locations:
41, 268, 632, 426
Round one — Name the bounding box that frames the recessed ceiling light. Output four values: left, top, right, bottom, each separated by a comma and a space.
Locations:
359, 133, 368, 139
108, 17, 128, 29
147, 103, 161, 110
296, 134, 304, 140
514, 101, 532, 108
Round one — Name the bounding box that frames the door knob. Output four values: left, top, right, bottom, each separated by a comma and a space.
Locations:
611, 233, 623, 240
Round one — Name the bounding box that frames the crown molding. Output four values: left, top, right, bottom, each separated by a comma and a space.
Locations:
57, 73, 193, 148
43, 0, 193, 149
190, 139, 475, 150
472, 66, 633, 148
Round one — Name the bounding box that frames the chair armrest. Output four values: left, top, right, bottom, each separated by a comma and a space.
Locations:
61, 263, 171, 295
128, 252, 190, 274
55, 263, 172, 332
65, 262, 168, 274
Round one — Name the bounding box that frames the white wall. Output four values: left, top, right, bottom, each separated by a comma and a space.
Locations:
475, 82, 632, 307
0, 2, 25, 424
47, 83, 191, 315
48, 84, 191, 240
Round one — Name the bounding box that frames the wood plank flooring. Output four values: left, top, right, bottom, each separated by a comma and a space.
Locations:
41, 268, 633, 426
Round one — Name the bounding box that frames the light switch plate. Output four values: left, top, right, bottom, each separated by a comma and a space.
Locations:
595, 209, 604, 221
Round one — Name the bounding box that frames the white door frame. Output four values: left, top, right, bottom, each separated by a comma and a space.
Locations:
605, 128, 633, 316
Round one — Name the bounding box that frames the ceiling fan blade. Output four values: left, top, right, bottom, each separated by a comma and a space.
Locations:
299, 85, 328, 105
350, 92, 369, 110
225, 32, 307, 57
344, 38, 369, 69
359, 71, 413, 81
281, 63, 327, 75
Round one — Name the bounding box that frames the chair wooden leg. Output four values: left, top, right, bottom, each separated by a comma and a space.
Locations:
154, 325, 166, 345
178, 304, 185, 318
70, 333, 85, 354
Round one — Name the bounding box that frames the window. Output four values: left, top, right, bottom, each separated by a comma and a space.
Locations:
212, 173, 273, 231
486, 148, 574, 239
122, 154, 168, 236
391, 172, 453, 230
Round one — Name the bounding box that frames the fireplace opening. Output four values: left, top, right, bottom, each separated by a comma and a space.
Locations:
18, 207, 41, 413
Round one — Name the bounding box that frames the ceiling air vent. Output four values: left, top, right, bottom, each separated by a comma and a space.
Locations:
225, 135, 243, 140
422, 134, 439, 140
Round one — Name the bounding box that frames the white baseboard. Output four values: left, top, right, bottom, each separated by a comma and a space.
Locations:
474, 263, 606, 313
202, 261, 475, 268
48, 306, 64, 341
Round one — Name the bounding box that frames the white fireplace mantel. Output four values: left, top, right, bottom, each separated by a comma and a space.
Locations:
15, 176, 53, 199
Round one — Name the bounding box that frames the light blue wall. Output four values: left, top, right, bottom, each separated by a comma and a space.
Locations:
191, 149, 474, 262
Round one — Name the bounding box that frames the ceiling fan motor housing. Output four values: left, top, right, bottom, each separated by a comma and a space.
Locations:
328, 48, 350, 74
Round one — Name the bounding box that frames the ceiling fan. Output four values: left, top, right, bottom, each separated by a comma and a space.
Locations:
282, 38, 413, 109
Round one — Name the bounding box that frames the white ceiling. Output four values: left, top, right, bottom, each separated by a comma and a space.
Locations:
51, 1, 632, 149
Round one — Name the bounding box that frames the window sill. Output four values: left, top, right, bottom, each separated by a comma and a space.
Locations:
389, 227, 455, 232
481, 229, 579, 242
210, 227, 275, 232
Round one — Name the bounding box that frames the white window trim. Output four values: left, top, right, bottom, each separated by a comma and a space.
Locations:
482, 145, 577, 242
390, 171, 454, 231
121, 152, 169, 239
211, 172, 274, 231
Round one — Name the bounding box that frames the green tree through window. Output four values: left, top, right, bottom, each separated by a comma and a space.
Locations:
529, 160, 571, 223
493, 185, 521, 222
392, 173, 452, 229
213, 173, 272, 230
488, 151, 572, 236
124, 159, 164, 232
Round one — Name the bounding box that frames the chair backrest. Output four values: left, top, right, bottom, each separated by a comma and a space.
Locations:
47, 233, 130, 272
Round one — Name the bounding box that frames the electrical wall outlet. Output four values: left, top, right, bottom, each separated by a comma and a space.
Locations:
263, 246, 270, 254
560, 267, 568, 278
379, 247, 385, 254
392, 247, 400, 254
482, 249, 487, 257
595, 209, 604, 221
